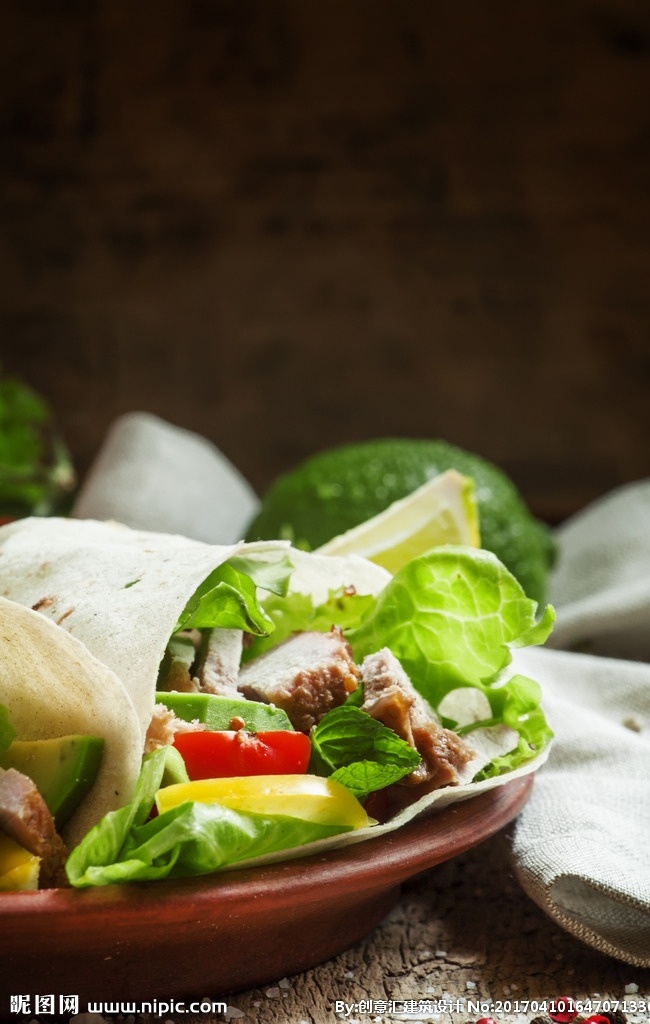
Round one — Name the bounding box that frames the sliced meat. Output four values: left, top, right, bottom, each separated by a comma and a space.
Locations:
144, 703, 205, 752
0, 767, 67, 887
194, 628, 244, 695
238, 627, 360, 732
360, 648, 475, 788
157, 633, 199, 693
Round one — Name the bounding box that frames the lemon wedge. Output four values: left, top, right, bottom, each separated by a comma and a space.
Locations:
316, 469, 480, 574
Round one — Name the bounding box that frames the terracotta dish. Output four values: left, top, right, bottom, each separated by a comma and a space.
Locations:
0, 775, 532, 1005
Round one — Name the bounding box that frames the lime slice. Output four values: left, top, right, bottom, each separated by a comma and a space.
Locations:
315, 469, 480, 574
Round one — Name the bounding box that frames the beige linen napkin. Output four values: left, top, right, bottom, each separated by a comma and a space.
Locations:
73, 417, 650, 966
72, 412, 259, 544
508, 479, 650, 968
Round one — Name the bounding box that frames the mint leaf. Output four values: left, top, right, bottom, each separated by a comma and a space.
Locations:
310, 705, 420, 798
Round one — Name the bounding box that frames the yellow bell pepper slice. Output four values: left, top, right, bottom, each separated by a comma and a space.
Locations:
155, 773, 371, 830
0, 833, 40, 891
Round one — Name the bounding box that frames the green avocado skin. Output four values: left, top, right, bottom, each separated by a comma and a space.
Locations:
0, 735, 104, 828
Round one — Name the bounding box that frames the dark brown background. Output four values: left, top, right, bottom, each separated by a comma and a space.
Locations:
1, 0, 649, 522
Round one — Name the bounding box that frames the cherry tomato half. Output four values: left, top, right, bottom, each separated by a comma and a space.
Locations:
173, 730, 311, 780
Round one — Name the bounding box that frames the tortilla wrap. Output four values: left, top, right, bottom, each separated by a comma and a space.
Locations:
0, 595, 142, 846
0, 517, 388, 743
0, 516, 549, 868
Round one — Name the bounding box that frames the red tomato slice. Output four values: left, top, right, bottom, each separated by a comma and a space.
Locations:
173, 730, 311, 780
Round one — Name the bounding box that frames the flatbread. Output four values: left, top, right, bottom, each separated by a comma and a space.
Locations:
0, 518, 390, 743
0, 517, 548, 870
0, 595, 142, 846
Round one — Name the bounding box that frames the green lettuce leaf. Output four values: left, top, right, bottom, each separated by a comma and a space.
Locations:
310, 705, 420, 798
0, 373, 76, 516
458, 674, 553, 779
176, 562, 275, 635
66, 746, 169, 886
343, 546, 554, 775
175, 554, 296, 636
347, 546, 554, 704
66, 746, 351, 887
227, 552, 294, 598
244, 586, 375, 662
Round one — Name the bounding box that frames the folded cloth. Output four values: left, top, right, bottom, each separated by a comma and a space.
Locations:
546, 478, 650, 662
72, 412, 259, 544
509, 645, 650, 967
73, 417, 650, 966
508, 479, 650, 968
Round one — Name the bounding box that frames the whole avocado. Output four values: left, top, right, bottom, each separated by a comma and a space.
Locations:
245, 438, 556, 605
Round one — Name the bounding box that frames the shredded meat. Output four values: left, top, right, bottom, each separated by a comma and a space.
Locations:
238, 626, 360, 731
144, 704, 205, 752
360, 648, 475, 788
0, 767, 67, 887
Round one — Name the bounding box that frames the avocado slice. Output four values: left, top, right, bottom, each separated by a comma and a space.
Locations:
156, 691, 293, 732
0, 735, 104, 828
160, 743, 190, 788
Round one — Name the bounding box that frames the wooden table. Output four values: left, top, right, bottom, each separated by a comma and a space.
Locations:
126, 828, 649, 1024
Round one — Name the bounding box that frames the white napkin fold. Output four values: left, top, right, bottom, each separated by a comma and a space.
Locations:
72, 412, 259, 544
72, 415, 650, 966
508, 480, 650, 968
547, 479, 650, 662
509, 645, 650, 967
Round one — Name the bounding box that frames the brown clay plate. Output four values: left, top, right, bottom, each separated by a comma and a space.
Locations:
0, 775, 532, 1007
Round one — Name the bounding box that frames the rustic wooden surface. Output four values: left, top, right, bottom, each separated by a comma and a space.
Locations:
126, 830, 650, 1024
1, 1, 650, 523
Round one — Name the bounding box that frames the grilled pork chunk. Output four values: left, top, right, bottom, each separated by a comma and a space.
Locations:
0, 767, 67, 887
360, 648, 475, 787
238, 626, 360, 731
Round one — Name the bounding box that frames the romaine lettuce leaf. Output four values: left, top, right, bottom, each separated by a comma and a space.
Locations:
175, 554, 295, 636
176, 562, 275, 635
70, 801, 350, 887
66, 746, 169, 886
244, 586, 375, 662
227, 552, 294, 598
